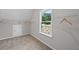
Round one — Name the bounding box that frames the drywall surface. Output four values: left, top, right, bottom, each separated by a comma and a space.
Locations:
0, 9, 33, 21
0, 20, 30, 40
0, 9, 33, 39
52, 9, 79, 49
31, 9, 79, 50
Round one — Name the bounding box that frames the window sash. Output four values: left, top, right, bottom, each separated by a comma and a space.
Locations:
40, 9, 52, 37
41, 21, 51, 22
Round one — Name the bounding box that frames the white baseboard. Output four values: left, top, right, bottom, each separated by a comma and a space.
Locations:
0, 34, 29, 40
30, 33, 56, 50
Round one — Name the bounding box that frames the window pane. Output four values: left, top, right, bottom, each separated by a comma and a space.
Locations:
41, 23, 52, 35
41, 10, 52, 36
42, 10, 52, 21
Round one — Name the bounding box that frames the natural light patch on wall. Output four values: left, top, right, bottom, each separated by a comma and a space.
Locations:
13, 24, 22, 37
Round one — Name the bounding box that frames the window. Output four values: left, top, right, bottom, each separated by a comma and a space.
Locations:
40, 9, 52, 37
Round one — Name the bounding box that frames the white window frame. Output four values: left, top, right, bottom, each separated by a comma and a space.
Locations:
39, 9, 53, 37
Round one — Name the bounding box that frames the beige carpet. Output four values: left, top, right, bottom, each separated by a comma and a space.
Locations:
0, 35, 51, 50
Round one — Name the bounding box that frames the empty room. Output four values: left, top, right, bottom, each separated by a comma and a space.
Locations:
0, 9, 79, 50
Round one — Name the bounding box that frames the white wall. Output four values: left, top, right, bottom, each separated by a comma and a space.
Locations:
31, 9, 79, 50
0, 20, 30, 40
52, 9, 79, 50
0, 9, 33, 21
0, 9, 32, 40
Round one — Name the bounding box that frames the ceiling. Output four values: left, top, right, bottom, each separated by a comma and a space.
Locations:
0, 9, 34, 21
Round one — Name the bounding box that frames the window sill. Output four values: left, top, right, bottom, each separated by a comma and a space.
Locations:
40, 32, 52, 38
